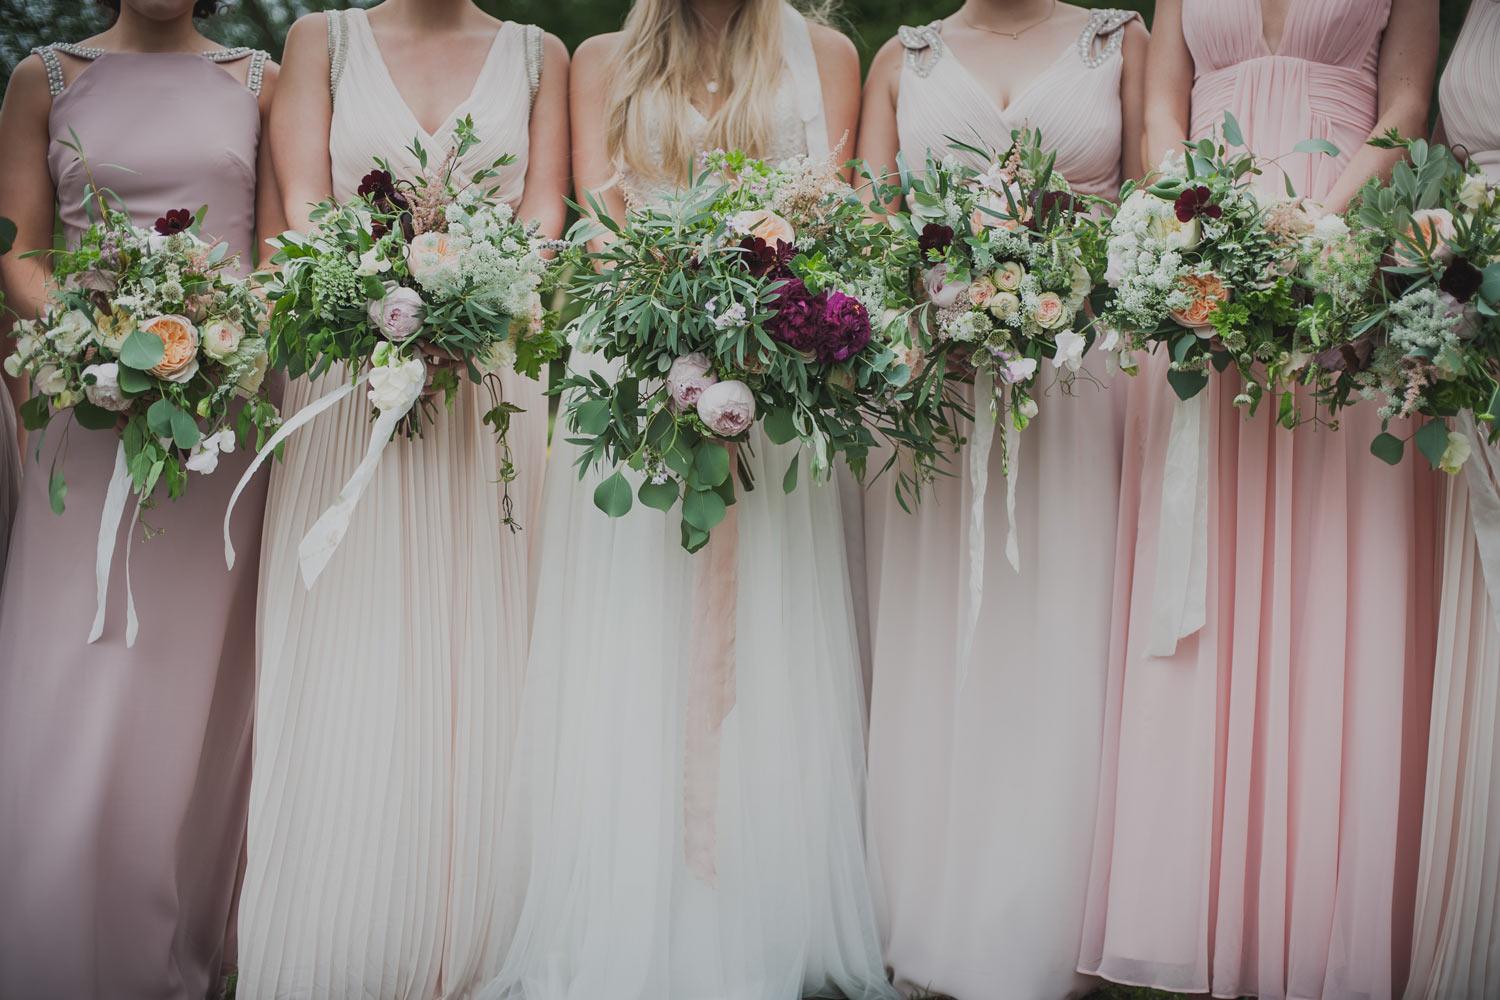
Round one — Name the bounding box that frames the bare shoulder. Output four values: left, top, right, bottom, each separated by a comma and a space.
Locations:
1123, 16, 1149, 47
541, 31, 570, 68
282, 10, 332, 54
807, 21, 858, 68
573, 31, 624, 67
257, 58, 281, 111
867, 34, 905, 80
2, 55, 54, 117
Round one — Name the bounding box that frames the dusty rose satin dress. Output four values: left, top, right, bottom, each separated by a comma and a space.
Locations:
0, 48, 269, 1000
863, 12, 1136, 1000
1406, 4, 1500, 997
1081, 2, 1440, 998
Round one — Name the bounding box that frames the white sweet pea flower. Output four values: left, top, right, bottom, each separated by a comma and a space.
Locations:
354, 247, 391, 277
185, 428, 236, 475
1052, 330, 1088, 373
1439, 430, 1472, 474
49, 309, 95, 355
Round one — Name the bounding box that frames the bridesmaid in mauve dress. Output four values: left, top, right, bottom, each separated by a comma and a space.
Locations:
234, 3, 568, 996
856, 3, 1145, 997
0, 2, 280, 997
1406, 3, 1500, 996
1081, 1, 1440, 998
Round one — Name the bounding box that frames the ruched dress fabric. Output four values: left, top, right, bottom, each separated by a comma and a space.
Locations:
1080, 3, 1441, 998
0, 48, 268, 1000
1406, 3, 1500, 997
235, 12, 543, 999
862, 12, 1137, 1000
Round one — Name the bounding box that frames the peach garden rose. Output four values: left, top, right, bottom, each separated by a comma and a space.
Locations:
1170, 272, 1231, 335
140, 314, 200, 383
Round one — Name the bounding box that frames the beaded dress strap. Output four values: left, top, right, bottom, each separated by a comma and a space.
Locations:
524, 24, 544, 110
1076, 9, 1138, 69
326, 9, 350, 101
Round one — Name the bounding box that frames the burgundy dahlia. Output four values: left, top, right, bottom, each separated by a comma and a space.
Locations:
739, 235, 795, 278
766, 276, 821, 353
1174, 185, 1222, 223
918, 223, 954, 255
153, 208, 193, 236
814, 290, 872, 364
1439, 257, 1484, 304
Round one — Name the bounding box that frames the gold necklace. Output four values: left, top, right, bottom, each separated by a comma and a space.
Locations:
963, 0, 1058, 40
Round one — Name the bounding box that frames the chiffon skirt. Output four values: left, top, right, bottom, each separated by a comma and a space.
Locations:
0, 410, 264, 1000
1406, 463, 1500, 1000
1081, 358, 1439, 1000
476, 354, 895, 1000
864, 369, 1125, 1000
0, 397, 16, 579
235, 365, 541, 1000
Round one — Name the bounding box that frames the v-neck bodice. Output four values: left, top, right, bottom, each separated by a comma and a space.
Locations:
328, 8, 537, 207
896, 9, 1138, 198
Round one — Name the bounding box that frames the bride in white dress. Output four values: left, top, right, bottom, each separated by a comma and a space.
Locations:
478, 2, 895, 998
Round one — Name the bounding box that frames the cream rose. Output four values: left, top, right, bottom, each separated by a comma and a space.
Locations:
201, 319, 245, 361
1034, 291, 1069, 330
923, 265, 969, 309
696, 379, 756, 437
989, 291, 1022, 322
83, 362, 130, 412
993, 261, 1026, 293
731, 209, 796, 248
967, 275, 997, 309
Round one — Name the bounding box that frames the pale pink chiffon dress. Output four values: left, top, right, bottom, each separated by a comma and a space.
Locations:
235, 12, 543, 998
0, 46, 270, 1000
1406, 4, 1500, 997
1081, 2, 1441, 998
863, 11, 1137, 1000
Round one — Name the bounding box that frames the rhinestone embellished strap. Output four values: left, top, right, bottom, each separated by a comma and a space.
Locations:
326, 9, 349, 100
525, 24, 543, 110
246, 49, 268, 96
1076, 9, 1139, 69
31, 46, 65, 96
897, 22, 943, 79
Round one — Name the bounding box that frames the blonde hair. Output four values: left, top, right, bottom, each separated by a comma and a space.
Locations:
605, 0, 829, 187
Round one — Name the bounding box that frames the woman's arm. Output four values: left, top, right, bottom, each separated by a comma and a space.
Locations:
1319, 0, 1438, 213
1118, 18, 1151, 181
0, 56, 60, 420
1140, 0, 1192, 174
253, 60, 286, 263
269, 13, 335, 233
570, 33, 628, 241
516, 33, 571, 241
808, 21, 862, 172
856, 35, 903, 196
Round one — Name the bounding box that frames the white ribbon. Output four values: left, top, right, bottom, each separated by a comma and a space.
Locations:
957, 370, 1009, 689
1460, 413, 1500, 637
88, 441, 141, 646
223, 372, 368, 571
296, 363, 424, 589
1147, 393, 1210, 657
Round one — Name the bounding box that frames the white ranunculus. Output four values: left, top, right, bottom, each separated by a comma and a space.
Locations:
1018, 397, 1039, 420
200, 319, 245, 361
1440, 430, 1473, 474
50, 309, 95, 355
83, 362, 130, 412
367, 356, 427, 416
34, 364, 69, 396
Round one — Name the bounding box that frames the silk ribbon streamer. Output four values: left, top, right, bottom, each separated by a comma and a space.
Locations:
1460, 413, 1500, 637
1147, 392, 1210, 657
297, 365, 425, 589
88, 441, 142, 647
683, 446, 740, 885
956, 369, 1015, 690
222, 372, 369, 572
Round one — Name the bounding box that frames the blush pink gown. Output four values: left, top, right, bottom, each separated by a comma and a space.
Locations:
1080, 2, 1441, 998
0, 45, 270, 1000
1406, 4, 1500, 997
862, 11, 1138, 1000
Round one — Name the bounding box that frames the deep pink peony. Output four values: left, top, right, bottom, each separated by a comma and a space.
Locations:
815, 290, 872, 364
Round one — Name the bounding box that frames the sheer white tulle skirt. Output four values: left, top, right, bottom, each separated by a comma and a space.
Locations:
475, 353, 896, 1000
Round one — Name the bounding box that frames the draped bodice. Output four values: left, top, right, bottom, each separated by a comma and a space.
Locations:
1439, 0, 1500, 182
895, 10, 1139, 197
38, 45, 264, 275
1182, 0, 1389, 199
618, 2, 828, 210
327, 8, 539, 207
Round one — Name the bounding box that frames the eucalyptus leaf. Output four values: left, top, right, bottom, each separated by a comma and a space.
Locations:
119, 328, 166, 371
73, 401, 119, 431
1292, 138, 1341, 158
681, 486, 727, 532
593, 470, 634, 517
639, 478, 679, 511
782, 454, 799, 494
1167, 368, 1209, 401
1414, 419, 1451, 469
48, 469, 67, 514
1370, 432, 1405, 466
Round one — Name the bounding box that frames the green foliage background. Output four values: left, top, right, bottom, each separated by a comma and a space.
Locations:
0, 0, 1474, 91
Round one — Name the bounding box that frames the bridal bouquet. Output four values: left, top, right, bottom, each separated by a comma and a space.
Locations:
1101, 115, 1361, 426
562, 149, 956, 551
262, 117, 563, 460
891, 131, 1109, 432
1339, 133, 1500, 472
6, 203, 276, 514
